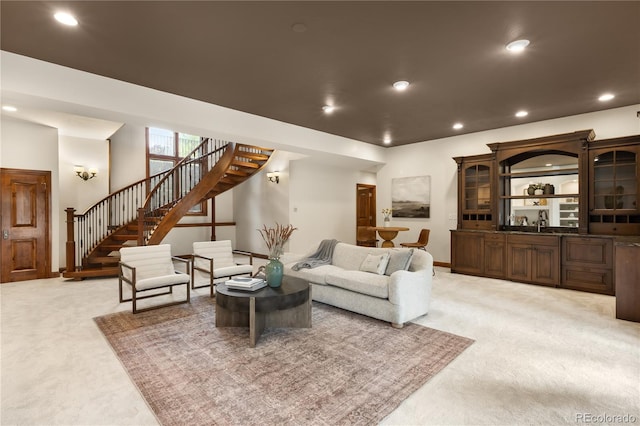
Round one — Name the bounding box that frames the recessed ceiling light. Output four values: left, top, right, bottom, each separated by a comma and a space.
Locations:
453, 123, 463, 130
291, 23, 307, 33
598, 93, 615, 102
322, 105, 335, 114
506, 39, 530, 53
545, 163, 553, 167
393, 81, 410, 91
515, 110, 528, 118
2, 105, 17, 112
54, 11, 78, 26
383, 135, 392, 144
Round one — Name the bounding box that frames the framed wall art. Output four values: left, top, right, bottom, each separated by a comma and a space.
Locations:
391, 175, 430, 218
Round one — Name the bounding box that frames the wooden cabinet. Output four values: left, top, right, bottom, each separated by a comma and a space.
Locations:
615, 242, 640, 322
483, 233, 506, 278
451, 231, 484, 275
561, 236, 614, 295
506, 234, 560, 287
451, 231, 506, 278
451, 130, 640, 296
454, 154, 494, 230
588, 138, 640, 235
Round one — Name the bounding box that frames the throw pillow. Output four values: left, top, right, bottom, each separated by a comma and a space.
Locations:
385, 248, 414, 276
359, 252, 391, 275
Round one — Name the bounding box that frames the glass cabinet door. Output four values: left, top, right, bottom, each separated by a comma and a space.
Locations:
458, 158, 493, 230
592, 150, 637, 211
464, 164, 490, 211
589, 147, 639, 235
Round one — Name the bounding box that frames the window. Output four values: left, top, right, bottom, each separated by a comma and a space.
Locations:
146, 127, 207, 215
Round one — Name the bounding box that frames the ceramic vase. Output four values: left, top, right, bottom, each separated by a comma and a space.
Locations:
265, 258, 283, 288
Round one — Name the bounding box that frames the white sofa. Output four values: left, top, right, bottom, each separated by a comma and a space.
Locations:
283, 242, 433, 328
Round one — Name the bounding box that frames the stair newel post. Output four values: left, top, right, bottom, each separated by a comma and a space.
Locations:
211, 198, 216, 241
65, 208, 77, 274
137, 207, 145, 246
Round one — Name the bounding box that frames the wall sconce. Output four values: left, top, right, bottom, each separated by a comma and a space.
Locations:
267, 171, 280, 184
74, 165, 98, 181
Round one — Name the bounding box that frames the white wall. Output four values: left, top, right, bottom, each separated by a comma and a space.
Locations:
0, 117, 60, 273
58, 135, 110, 266
380, 105, 640, 263
287, 159, 378, 255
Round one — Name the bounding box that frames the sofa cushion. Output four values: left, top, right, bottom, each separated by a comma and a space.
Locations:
385, 248, 414, 276
283, 264, 344, 285
359, 252, 390, 275
325, 270, 390, 299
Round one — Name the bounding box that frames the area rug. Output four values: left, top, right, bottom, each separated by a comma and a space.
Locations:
95, 296, 473, 426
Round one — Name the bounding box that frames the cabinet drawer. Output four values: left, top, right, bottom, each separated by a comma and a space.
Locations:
507, 234, 559, 246
562, 236, 613, 268
484, 233, 505, 242
561, 266, 613, 295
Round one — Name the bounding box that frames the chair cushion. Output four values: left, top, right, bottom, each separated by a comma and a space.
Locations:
193, 240, 236, 268
120, 244, 175, 282
135, 273, 190, 291
325, 270, 390, 299
213, 264, 253, 278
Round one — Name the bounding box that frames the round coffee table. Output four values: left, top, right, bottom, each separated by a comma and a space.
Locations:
215, 276, 311, 347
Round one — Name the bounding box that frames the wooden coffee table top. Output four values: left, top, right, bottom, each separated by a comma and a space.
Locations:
216, 275, 309, 313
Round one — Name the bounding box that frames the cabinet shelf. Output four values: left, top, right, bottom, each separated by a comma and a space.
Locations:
500, 193, 579, 200
499, 168, 578, 179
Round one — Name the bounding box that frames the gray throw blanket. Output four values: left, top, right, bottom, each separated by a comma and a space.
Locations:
291, 239, 339, 271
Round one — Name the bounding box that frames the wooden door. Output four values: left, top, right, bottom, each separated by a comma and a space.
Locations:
450, 231, 484, 275
356, 184, 376, 227
1, 168, 51, 283
484, 235, 506, 278
507, 243, 531, 282
531, 245, 560, 287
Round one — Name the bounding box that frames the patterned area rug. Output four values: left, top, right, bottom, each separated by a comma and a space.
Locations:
95, 296, 473, 426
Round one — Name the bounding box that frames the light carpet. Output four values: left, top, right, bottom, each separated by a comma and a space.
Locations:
95, 296, 473, 426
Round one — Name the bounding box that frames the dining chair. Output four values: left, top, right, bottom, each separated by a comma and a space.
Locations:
400, 229, 430, 251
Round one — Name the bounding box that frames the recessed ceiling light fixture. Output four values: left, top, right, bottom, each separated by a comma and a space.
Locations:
2, 105, 17, 112
383, 135, 392, 144
291, 23, 307, 33
515, 110, 528, 118
506, 39, 530, 53
598, 93, 615, 102
393, 81, 410, 91
54, 11, 78, 26
322, 105, 335, 114
453, 123, 463, 130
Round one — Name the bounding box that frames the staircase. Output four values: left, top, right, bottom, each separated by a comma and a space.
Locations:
63, 139, 273, 279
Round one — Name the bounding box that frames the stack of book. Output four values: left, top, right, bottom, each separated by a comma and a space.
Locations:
225, 277, 266, 291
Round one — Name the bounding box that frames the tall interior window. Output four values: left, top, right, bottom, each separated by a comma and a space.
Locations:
146, 127, 206, 215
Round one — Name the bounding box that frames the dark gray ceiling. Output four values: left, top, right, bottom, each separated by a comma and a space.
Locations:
2, 1, 639, 146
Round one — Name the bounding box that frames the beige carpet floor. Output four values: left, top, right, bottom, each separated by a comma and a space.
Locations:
94, 297, 473, 426
2, 266, 639, 425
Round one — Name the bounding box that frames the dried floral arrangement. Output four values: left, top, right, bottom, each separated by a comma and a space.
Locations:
258, 223, 297, 260
381, 208, 393, 219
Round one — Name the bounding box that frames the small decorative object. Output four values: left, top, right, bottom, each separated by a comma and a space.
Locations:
527, 184, 536, 195
258, 223, 297, 287
533, 183, 544, 196
382, 208, 392, 227
543, 184, 555, 195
